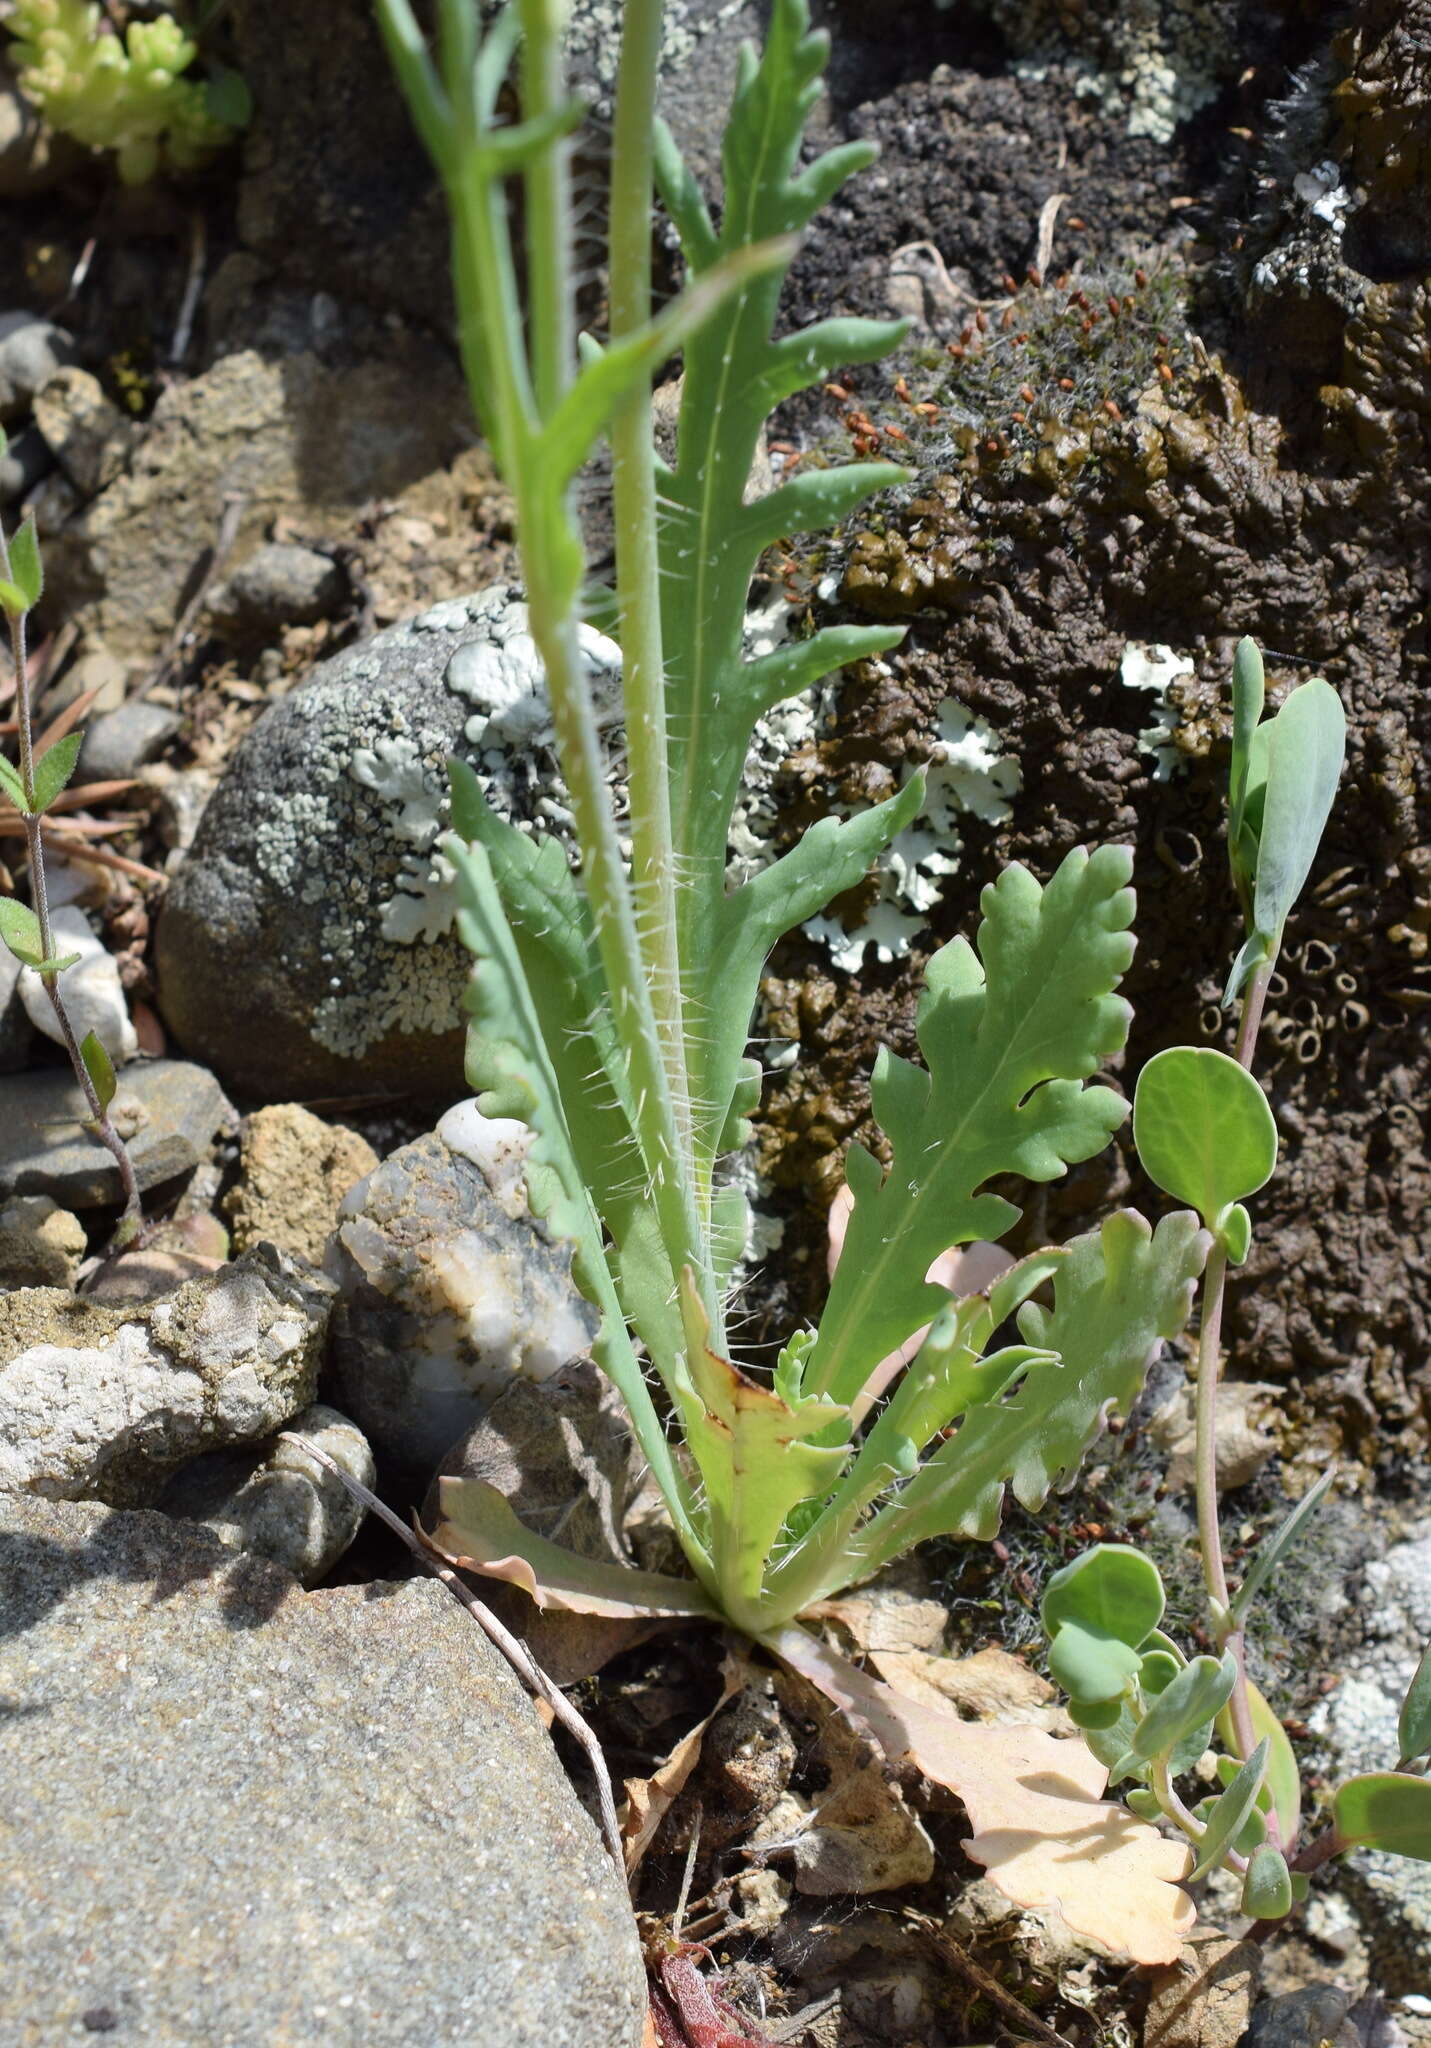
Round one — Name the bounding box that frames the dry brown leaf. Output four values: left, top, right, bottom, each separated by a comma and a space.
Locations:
870, 1646, 1069, 1731
621, 1649, 750, 1877
805, 1583, 951, 1656
766, 1622, 1194, 1965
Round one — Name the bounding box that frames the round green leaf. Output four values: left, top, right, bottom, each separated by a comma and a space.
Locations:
1041, 1543, 1165, 1649
1218, 1202, 1252, 1265
1334, 1773, 1431, 1862
1139, 1649, 1181, 1696
1134, 1047, 1278, 1222
1068, 1693, 1124, 1731
1241, 1844, 1293, 1920
1049, 1620, 1143, 1704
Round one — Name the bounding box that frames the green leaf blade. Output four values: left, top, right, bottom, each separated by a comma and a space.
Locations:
1133, 1046, 1277, 1223
810, 846, 1143, 1405
31, 731, 83, 815
1251, 678, 1346, 945
79, 1029, 117, 1111
1191, 1739, 1269, 1880
1335, 1773, 1431, 1862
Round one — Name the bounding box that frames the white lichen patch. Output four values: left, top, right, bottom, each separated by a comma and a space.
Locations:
806, 693, 1021, 970
1120, 641, 1193, 779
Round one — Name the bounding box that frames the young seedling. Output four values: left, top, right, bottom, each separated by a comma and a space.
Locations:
0, 448, 142, 1247
375, 0, 1223, 1961
1045, 641, 1431, 1915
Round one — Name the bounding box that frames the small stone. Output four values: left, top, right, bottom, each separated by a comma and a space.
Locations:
1244, 1986, 1357, 2048
0, 1492, 646, 2047
16, 906, 137, 1065
0, 1243, 334, 1504
0, 420, 53, 503
327, 1123, 597, 1484
1145, 1934, 1260, 2048
157, 1401, 374, 1584
31, 366, 139, 496
49, 640, 130, 715
76, 698, 180, 783
0, 1195, 86, 1290
0, 312, 77, 423
209, 541, 347, 627
0, 1059, 234, 1208
224, 1102, 377, 1265
85, 1247, 224, 1307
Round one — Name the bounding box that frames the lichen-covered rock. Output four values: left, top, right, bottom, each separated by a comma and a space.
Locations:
0, 1059, 234, 1208
980, 0, 1239, 143
0, 1196, 86, 1291
0, 1244, 333, 1505
226, 0, 761, 330
224, 1103, 378, 1265
326, 1117, 597, 1486
156, 587, 619, 1101
157, 1401, 373, 1585
0, 1493, 646, 2048
1309, 1522, 1431, 1991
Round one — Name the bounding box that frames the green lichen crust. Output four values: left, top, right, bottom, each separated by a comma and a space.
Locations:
156, 587, 614, 1101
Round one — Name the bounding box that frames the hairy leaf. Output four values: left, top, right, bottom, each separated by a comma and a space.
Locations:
79, 1029, 117, 1112
776, 1209, 1206, 1611
809, 847, 1139, 1404
676, 1275, 850, 1624
30, 732, 83, 816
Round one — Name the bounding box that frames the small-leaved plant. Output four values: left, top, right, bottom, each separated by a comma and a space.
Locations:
1043, 642, 1431, 1915
0, 431, 141, 1243
371, 0, 1281, 1961
5, 0, 248, 184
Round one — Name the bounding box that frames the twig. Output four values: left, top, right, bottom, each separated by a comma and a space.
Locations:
672, 1802, 703, 1940
905, 1911, 1075, 2048
169, 208, 208, 368
278, 1434, 625, 1878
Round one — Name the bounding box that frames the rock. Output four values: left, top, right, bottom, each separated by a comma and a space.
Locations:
16, 904, 136, 1064
207, 539, 347, 628
76, 698, 181, 783
0, 1244, 333, 1505
41, 344, 469, 668
1244, 1986, 1359, 2048
155, 586, 619, 1100
1310, 1521, 1431, 1991
1144, 1933, 1260, 2048
31, 366, 140, 497
0, 312, 77, 422
327, 1119, 597, 1485
48, 637, 130, 714
224, 1102, 378, 1265
0, 1493, 647, 2047
0, 1058, 233, 1208
427, 1361, 638, 1683
226, 0, 760, 331
0, 1195, 86, 1290
85, 1247, 225, 1306
0, 419, 53, 502
157, 1401, 373, 1584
